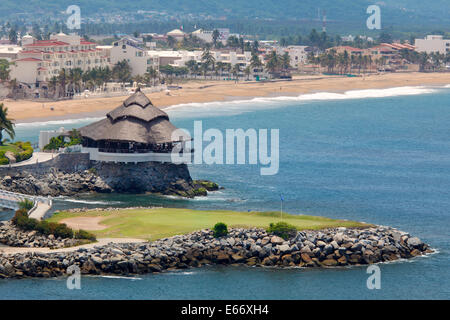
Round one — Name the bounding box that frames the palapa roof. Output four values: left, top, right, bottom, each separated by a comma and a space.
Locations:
79, 88, 190, 144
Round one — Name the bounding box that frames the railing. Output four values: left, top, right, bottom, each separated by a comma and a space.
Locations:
0, 189, 52, 215
82, 147, 193, 164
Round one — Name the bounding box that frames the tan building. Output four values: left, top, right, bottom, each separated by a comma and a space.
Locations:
10, 33, 111, 87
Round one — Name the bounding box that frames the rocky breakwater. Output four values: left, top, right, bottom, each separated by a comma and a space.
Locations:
0, 222, 82, 249
0, 226, 433, 279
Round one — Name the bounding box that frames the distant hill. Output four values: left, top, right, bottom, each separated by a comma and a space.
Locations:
0, 0, 449, 32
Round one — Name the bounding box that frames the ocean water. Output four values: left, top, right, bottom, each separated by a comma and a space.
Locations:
1, 86, 449, 299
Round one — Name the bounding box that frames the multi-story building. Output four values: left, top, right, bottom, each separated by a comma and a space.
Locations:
415, 35, 450, 54
0, 45, 21, 61
10, 33, 111, 87
110, 38, 159, 77
191, 28, 230, 44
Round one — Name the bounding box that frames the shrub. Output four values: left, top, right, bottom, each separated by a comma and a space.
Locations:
12, 209, 75, 240
54, 223, 74, 239
43, 130, 81, 151
9, 141, 34, 162
18, 199, 34, 211
11, 208, 29, 225
0, 150, 8, 165
193, 187, 207, 196
75, 229, 97, 241
267, 222, 298, 240
213, 222, 228, 238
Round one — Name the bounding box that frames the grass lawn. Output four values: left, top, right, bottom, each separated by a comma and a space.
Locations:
48, 208, 370, 241
0, 144, 21, 153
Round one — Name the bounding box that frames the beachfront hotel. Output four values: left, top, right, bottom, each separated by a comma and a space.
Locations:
9, 33, 111, 88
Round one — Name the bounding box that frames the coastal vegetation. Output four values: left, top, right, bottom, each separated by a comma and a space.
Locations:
267, 222, 298, 240
43, 129, 82, 151
213, 222, 228, 238
47, 208, 369, 241
11, 208, 96, 242
0, 141, 33, 165
0, 103, 15, 145
18, 199, 34, 211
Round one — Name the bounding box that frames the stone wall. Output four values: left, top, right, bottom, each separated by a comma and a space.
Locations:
0, 153, 200, 197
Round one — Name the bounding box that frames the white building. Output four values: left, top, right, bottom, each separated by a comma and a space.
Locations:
415, 35, 450, 54
191, 28, 230, 44
0, 45, 21, 61
285, 46, 310, 68
166, 29, 186, 42
110, 38, 158, 76
10, 33, 111, 87
274, 45, 310, 69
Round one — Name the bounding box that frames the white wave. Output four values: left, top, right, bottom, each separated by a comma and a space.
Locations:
166, 86, 439, 118
94, 275, 142, 280
16, 117, 104, 127
56, 197, 121, 205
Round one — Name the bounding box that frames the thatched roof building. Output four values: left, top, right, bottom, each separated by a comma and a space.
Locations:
79, 88, 189, 153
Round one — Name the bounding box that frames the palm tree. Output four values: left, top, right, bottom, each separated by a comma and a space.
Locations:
244, 65, 251, 80
0, 103, 15, 145
201, 48, 215, 79
112, 60, 132, 84
212, 29, 220, 48
215, 61, 225, 79
0, 59, 10, 81
232, 64, 241, 81
185, 60, 197, 79
265, 51, 279, 77
7, 78, 19, 99
48, 76, 58, 98
144, 66, 159, 86
250, 53, 263, 79
418, 52, 429, 72
57, 68, 67, 97
280, 52, 291, 76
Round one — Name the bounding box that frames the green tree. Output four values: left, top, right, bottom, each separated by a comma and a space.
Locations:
212, 29, 220, 48
201, 48, 215, 78
0, 59, 10, 81
112, 60, 132, 83
265, 50, 279, 76
0, 103, 15, 145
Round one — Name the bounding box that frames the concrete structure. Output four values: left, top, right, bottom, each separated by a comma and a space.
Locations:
191, 28, 230, 44
38, 127, 67, 150
9, 33, 111, 87
166, 29, 186, 42
110, 38, 158, 76
0, 45, 21, 61
415, 35, 450, 54
0, 189, 52, 220
192, 29, 213, 43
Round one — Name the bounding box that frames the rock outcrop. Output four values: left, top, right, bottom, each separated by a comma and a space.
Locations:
0, 226, 433, 279
0, 222, 83, 249
0, 153, 215, 198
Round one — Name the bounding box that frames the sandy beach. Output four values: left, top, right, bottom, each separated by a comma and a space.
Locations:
2, 72, 449, 122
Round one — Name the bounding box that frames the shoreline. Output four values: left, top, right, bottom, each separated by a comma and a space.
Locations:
0, 223, 434, 279
5, 72, 450, 124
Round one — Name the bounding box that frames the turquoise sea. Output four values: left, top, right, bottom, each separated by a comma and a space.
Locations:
1, 85, 449, 299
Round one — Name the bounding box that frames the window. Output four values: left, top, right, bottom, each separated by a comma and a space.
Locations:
122, 45, 126, 49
